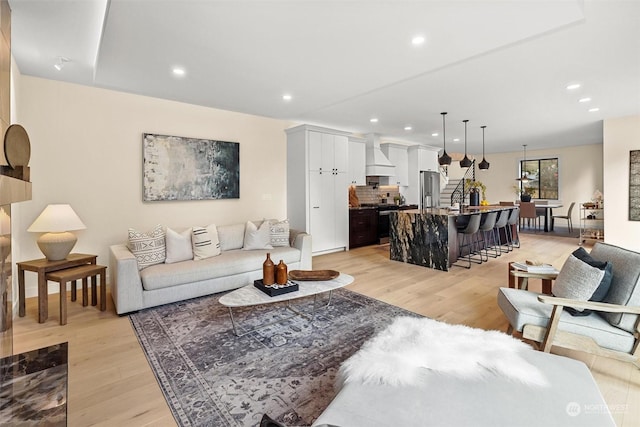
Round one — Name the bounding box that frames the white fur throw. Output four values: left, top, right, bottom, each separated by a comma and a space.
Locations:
338, 317, 548, 388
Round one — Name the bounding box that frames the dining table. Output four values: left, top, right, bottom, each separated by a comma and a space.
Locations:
517, 201, 563, 232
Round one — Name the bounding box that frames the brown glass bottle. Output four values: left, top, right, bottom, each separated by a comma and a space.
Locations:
263, 253, 275, 286
276, 260, 288, 285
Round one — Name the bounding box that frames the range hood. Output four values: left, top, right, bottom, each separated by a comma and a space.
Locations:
365, 133, 395, 177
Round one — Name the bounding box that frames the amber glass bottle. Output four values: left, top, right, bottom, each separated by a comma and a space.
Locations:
263, 253, 275, 285
276, 260, 288, 285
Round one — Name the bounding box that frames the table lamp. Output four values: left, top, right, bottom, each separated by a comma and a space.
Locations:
27, 204, 86, 261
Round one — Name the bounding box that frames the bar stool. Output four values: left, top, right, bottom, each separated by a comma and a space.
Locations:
493, 209, 511, 254
478, 211, 499, 260
506, 207, 521, 249
454, 213, 482, 269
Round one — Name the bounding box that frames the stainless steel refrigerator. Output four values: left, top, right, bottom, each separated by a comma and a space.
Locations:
419, 170, 440, 209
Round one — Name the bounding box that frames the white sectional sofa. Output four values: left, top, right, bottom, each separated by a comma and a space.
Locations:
109, 222, 312, 314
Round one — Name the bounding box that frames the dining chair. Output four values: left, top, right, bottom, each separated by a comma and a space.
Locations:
551, 201, 576, 232
519, 202, 539, 230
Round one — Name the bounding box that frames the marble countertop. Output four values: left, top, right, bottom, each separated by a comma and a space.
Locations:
0, 342, 68, 426
394, 205, 514, 217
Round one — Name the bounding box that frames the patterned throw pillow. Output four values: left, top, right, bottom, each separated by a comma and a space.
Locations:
269, 219, 290, 247
128, 225, 166, 270
192, 224, 221, 260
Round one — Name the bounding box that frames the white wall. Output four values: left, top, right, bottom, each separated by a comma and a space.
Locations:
603, 115, 640, 251
475, 144, 603, 206
16, 76, 292, 297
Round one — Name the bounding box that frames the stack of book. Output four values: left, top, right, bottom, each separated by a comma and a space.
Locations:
511, 261, 559, 274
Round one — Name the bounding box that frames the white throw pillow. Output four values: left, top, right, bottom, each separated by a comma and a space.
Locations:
242, 220, 273, 250
192, 224, 221, 260
127, 225, 166, 270
165, 227, 193, 263
269, 219, 290, 247
217, 223, 246, 251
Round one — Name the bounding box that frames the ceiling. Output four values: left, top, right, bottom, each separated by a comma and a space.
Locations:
9, 0, 640, 154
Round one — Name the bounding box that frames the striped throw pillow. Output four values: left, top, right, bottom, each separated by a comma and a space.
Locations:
192, 224, 221, 260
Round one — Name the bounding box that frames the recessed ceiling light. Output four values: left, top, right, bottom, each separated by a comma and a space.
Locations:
370, 118, 379, 123
566, 83, 581, 90
453, 138, 460, 142
588, 107, 600, 112
282, 94, 292, 101
579, 97, 591, 103
431, 133, 438, 137
404, 126, 412, 131
172, 67, 186, 76
54, 56, 70, 71
411, 35, 425, 46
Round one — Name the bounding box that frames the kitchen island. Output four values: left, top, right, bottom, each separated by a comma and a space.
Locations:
389, 206, 515, 271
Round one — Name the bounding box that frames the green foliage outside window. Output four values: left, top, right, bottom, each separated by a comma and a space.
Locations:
517, 158, 559, 199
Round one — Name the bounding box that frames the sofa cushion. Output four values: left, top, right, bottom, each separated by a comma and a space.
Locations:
140, 246, 301, 291
165, 227, 193, 264
127, 225, 166, 270
192, 224, 221, 260
218, 223, 245, 251
590, 243, 640, 333
497, 287, 635, 353
243, 220, 273, 250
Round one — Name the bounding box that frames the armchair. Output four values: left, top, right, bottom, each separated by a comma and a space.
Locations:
498, 242, 640, 367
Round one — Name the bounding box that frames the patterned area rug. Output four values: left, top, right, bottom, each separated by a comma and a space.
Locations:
129, 288, 417, 427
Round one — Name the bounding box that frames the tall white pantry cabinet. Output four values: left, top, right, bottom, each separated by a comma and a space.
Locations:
286, 125, 349, 254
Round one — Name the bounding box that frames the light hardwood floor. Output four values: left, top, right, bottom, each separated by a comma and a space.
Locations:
13, 233, 639, 426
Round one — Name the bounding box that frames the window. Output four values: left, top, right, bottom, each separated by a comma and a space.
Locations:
519, 158, 558, 199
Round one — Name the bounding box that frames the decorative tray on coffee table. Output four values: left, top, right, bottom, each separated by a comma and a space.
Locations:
288, 270, 339, 281
254, 279, 299, 297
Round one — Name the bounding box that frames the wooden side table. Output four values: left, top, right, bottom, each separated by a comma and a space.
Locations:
18, 253, 97, 323
45, 265, 107, 325
508, 262, 558, 295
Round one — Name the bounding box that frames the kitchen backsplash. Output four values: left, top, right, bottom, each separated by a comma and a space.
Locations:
353, 185, 401, 204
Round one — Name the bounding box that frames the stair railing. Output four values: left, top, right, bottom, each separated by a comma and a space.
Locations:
450, 160, 476, 206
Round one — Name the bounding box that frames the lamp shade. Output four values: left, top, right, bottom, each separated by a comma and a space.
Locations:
27, 204, 86, 233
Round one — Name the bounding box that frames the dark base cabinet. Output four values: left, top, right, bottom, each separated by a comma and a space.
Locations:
349, 209, 378, 248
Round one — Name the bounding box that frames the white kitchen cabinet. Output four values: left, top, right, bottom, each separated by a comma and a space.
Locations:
286, 125, 349, 254
348, 137, 366, 186
405, 145, 441, 205
380, 143, 409, 186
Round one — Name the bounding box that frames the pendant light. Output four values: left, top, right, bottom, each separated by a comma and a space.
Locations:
460, 119, 472, 168
478, 125, 490, 170
438, 112, 452, 166
516, 144, 530, 183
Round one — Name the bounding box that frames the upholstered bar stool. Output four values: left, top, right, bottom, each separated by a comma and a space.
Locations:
506, 207, 521, 249
454, 213, 482, 269
478, 211, 499, 260
493, 209, 511, 255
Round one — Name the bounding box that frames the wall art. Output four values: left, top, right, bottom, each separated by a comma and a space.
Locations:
143, 133, 239, 201
630, 150, 640, 221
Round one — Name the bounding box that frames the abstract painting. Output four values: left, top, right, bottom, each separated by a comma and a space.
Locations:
630, 150, 640, 221
143, 133, 239, 201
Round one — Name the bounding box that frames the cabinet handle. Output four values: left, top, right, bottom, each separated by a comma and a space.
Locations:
313, 206, 320, 209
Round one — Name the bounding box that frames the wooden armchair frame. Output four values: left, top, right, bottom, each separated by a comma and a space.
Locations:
519, 295, 640, 367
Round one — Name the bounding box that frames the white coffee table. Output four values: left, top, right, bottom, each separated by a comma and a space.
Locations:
219, 273, 354, 336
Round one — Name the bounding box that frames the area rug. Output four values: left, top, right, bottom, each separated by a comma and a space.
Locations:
519, 224, 579, 238
129, 288, 417, 427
